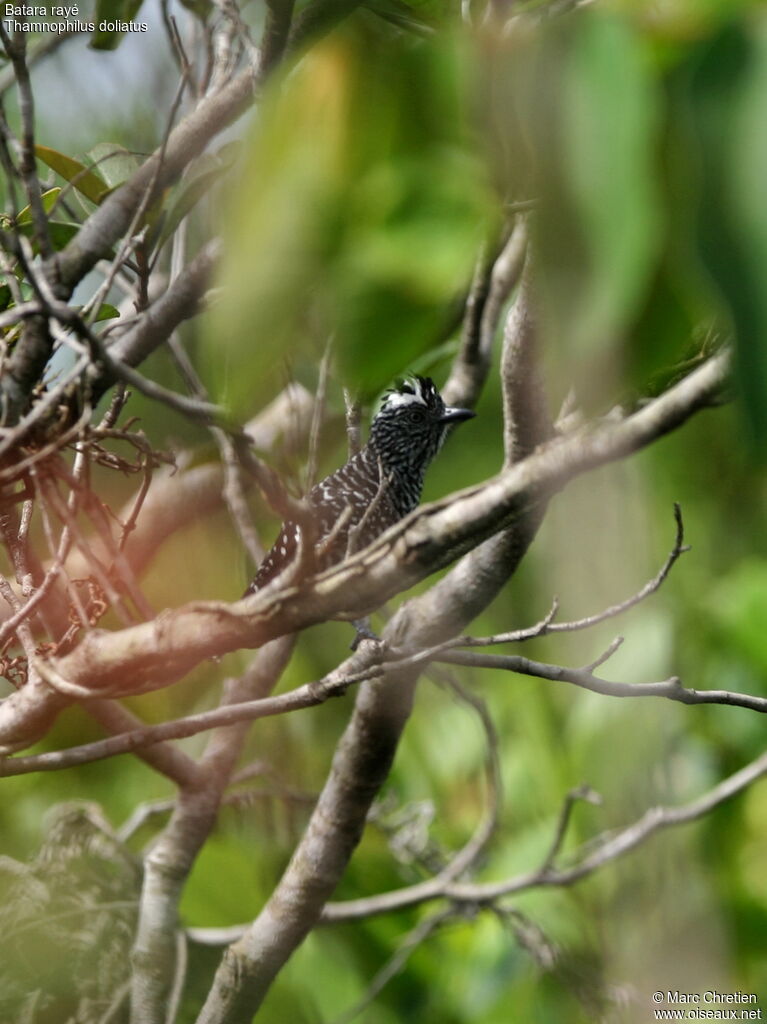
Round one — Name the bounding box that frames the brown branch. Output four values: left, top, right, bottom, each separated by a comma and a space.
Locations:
85, 699, 203, 790
0, 351, 730, 753
130, 637, 295, 1022
195, 256, 547, 1022
0, 23, 52, 259
260, 0, 297, 75
442, 218, 526, 410
429, 501, 688, 654
0, 638, 390, 774
436, 647, 767, 714
323, 748, 767, 921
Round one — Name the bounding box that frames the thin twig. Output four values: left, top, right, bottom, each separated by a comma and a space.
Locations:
0, 22, 52, 259
539, 784, 602, 873
331, 907, 455, 1024
305, 339, 333, 491
343, 388, 362, 457
322, 747, 767, 921
448, 503, 689, 651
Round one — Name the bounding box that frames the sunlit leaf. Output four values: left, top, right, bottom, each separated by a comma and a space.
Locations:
15, 187, 62, 225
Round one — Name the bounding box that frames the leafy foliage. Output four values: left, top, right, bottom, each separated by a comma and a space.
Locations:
2, 1, 767, 1022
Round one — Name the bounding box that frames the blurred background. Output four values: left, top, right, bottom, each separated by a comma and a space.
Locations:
2, 0, 767, 1020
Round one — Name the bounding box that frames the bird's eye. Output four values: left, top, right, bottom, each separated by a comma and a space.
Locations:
406, 407, 426, 422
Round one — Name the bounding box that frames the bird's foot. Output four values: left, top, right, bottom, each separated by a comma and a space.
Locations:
350, 617, 379, 651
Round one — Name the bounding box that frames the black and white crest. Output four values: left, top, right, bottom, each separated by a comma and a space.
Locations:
244, 376, 474, 595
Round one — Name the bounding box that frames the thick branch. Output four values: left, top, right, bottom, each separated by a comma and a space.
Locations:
196, 244, 549, 1023
0, 351, 729, 753
129, 637, 294, 1024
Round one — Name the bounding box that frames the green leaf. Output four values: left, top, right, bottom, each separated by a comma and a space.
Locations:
90, 0, 145, 50
15, 187, 62, 225
16, 219, 80, 251
686, 23, 767, 457
730, 26, 767, 453
155, 167, 226, 251
86, 303, 120, 322
523, 14, 661, 407
35, 146, 109, 205
203, 26, 492, 416
564, 17, 660, 349
86, 143, 139, 190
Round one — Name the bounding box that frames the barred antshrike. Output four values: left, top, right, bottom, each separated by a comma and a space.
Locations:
244, 376, 474, 596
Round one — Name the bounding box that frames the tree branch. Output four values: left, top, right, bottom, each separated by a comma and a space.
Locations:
0, 351, 729, 754
323, 748, 767, 920
195, 243, 548, 1023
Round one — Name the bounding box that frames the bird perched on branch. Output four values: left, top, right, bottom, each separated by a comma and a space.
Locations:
244, 375, 475, 597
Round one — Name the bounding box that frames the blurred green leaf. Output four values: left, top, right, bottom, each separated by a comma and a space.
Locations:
16, 218, 80, 251
703, 560, 767, 675
86, 142, 139, 189
685, 21, 767, 457
155, 148, 239, 251
521, 14, 661, 406
16, 186, 79, 253
204, 25, 492, 416
563, 16, 660, 347
90, 0, 145, 50
15, 187, 62, 225
730, 24, 767, 454
35, 145, 109, 205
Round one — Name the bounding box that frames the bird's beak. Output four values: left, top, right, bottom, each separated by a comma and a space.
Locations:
440, 407, 476, 424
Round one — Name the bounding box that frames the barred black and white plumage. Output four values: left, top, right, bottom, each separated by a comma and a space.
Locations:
244, 376, 475, 595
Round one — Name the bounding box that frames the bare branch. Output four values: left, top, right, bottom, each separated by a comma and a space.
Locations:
130, 637, 295, 1021
0, 23, 52, 259
436, 647, 767, 714
305, 339, 333, 492
332, 906, 455, 1024
195, 268, 550, 1021
539, 784, 602, 873
0, 638, 389, 773
323, 748, 767, 921
454, 502, 688, 649
85, 699, 203, 790
0, 349, 730, 754
442, 218, 526, 410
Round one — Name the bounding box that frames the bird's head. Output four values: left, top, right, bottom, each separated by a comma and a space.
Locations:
370, 376, 475, 476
